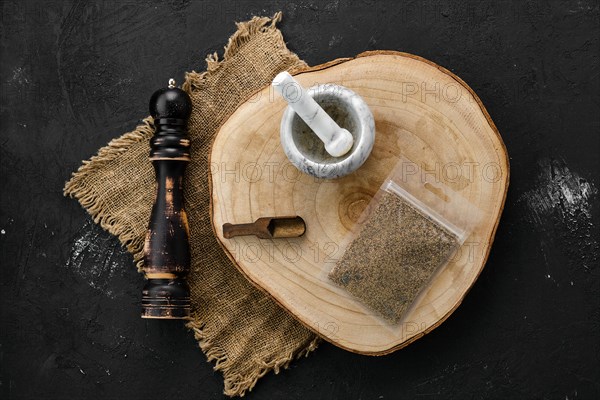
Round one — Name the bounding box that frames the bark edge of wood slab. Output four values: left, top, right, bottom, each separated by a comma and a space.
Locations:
209, 51, 509, 354
141, 80, 192, 320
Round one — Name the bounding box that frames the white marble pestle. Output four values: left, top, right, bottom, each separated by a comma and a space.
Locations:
272, 71, 354, 157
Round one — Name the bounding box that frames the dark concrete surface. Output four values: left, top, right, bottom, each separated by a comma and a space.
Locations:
1, 1, 598, 399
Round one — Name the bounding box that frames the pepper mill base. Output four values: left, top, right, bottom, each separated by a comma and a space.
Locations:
141, 278, 191, 319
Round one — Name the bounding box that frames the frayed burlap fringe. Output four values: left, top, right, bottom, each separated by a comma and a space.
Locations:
183, 12, 295, 92
187, 319, 320, 396
64, 12, 319, 397
64, 117, 155, 269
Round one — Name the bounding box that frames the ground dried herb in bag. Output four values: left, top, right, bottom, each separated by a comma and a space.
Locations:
329, 190, 460, 324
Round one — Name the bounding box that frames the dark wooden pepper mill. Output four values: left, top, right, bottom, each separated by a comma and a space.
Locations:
141, 79, 192, 319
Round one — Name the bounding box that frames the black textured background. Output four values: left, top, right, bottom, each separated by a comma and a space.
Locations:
1, 1, 599, 399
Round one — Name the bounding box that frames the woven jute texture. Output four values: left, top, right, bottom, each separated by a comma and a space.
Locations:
64, 13, 319, 397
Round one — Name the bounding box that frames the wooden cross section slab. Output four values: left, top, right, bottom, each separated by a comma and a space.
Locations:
208, 51, 509, 354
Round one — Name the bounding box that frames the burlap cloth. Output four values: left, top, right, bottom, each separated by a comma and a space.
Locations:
64, 12, 319, 397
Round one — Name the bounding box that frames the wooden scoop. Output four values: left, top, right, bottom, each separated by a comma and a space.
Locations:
223, 216, 305, 239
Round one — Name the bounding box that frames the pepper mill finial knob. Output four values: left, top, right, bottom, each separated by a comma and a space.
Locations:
149, 81, 192, 122
141, 80, 193, 320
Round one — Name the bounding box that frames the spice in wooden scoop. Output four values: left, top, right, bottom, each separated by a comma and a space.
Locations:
223, 216, 306, 239
329, 191, 460, 324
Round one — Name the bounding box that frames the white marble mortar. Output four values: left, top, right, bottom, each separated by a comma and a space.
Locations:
280, 84, 375, 179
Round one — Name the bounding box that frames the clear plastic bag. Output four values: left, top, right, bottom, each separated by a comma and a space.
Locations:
328, 156, 481, 325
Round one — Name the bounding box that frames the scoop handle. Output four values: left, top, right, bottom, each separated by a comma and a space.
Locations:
223, 222, 268, 239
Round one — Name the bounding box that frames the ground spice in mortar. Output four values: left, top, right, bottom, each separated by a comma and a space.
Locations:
329, 190, 460, 324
